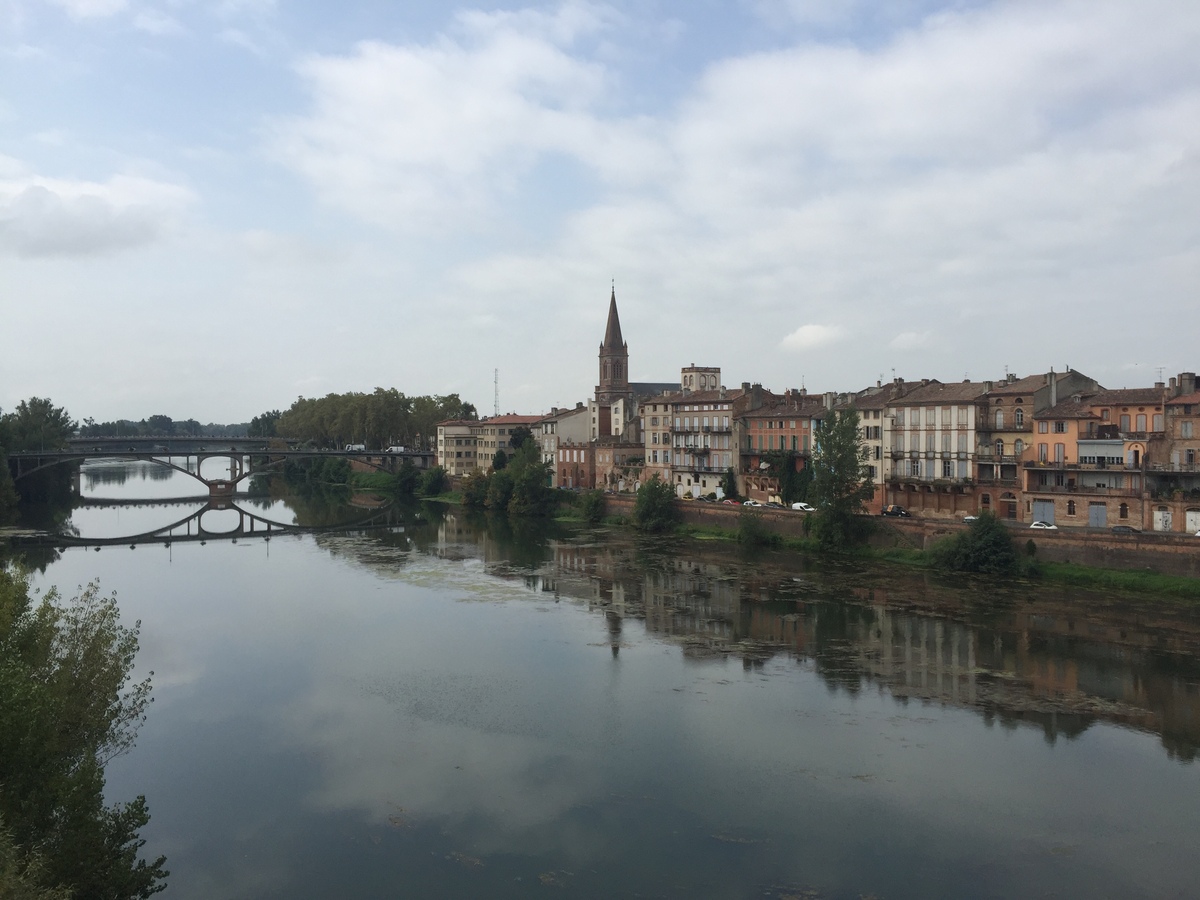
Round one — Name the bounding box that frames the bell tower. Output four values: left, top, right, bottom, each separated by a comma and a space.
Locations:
596, 286, 630, 404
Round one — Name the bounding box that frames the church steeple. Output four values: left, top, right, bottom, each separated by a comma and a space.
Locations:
601, 285, 624, 351
596, 284, 630, 405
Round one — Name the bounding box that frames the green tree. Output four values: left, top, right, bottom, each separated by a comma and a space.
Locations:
505, 441, 554, 517
0, 569, 166, 898
485, 469, 515, 510
492, 448, 508, 471
632, 475, 681, 533
144, 415, 174, 435
508, 426, 534, 450
579, 489, 606, 525
929, 511, 1019, 575
1, 398, 76, 452
248, 410, 281, 439
461, 471, 490, 508
418, 466, 447, 497
810, 407, 874, 551
720, 467, 739, 501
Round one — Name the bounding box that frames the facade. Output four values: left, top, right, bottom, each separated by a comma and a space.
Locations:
594, 437, 645, 492
556, 440, 595, 489
471, 414, 544, 467
1161, 373, 1200, 533
736, 385, 825, 502
538, 404, 590, 472
846, 379, 916, 514
436, 420, 479, 476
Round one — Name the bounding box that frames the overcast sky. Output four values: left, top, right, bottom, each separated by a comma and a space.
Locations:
2, 0, 1197, 423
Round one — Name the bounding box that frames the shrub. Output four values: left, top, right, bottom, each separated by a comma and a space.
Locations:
579, 490, 606, 525
633, 475, 681, 533
930, 511, 1018, 575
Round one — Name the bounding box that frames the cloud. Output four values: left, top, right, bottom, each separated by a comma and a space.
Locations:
0, 173, 193, 258
781, 324, 844, 351
270, 1, 664, 229
890, 331, 932, 350
46, 0, 128, 19
133, 10, 184, 35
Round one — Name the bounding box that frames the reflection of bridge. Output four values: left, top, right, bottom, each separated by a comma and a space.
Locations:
8, 446, 434, 498
9, 498, 409, 549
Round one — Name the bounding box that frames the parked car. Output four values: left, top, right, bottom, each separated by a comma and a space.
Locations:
962, 515, 979, 523
791, 502, 816, 512
765, 501, 785, 509
742, 499, 762, 507
881, 505, 911, 517
722, 499, 741, 505
1029, 521, 1058, 530
1111, 524, 1141, 534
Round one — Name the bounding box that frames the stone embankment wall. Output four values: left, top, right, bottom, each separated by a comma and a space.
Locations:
600, 494, 1200, 577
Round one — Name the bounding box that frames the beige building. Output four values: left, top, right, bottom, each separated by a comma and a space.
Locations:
436, 420, 479, 476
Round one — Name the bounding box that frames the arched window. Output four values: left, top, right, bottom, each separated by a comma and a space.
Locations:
1067, 500, 1076, 516
1015, 408, 1024, 427
603, 361, 610, 381
1119, 503, 1129, 519
995, 409, 1004, 429
981, 493, 991, 508
1014, 439, 1024, 456
995, 439, 1004, 457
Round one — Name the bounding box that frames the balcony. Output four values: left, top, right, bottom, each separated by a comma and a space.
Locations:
1024, 484, 1139, 498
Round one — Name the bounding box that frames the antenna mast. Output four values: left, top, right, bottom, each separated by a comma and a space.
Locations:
494, 369, 499, 417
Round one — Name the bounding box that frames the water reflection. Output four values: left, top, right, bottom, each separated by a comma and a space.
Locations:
10, 465, 1200, 899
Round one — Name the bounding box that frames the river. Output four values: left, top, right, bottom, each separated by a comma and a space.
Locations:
11, 459, 1200, 898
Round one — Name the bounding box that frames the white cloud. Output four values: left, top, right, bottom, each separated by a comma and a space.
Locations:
0, 173, 193, 257
46, 0, 128, 19
133, 9, 184, 35
890, 331, 932, 350
781, 324, 844, 351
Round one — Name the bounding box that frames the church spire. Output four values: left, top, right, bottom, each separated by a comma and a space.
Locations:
601, 284, 624, 350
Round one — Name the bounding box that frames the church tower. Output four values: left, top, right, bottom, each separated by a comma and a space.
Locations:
596, 286, 630, 404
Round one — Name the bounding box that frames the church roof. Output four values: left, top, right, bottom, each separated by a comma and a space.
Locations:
601, 288, 625, 350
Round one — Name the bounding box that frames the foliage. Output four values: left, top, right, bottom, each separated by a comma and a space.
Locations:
579, 490, 606, 525
418, 466, 448, 497
737, 507, 781, 547
759, 450, 811, 504
248, 410, 281, 438
720, 467, 738, 501
78, 418, 243, 438
0, 399, 77, 453
274, 389, 476, 450
461, 472, 490, 508
929, 511, 1019, 575
284, 456, 351, 488
0, 569, 166, 898
492, 448, 508, 471
507, 426, 534, 450
485, 469, 515, 510
632, 475, 681, 533
810, 407, 875, 551
505, 441, 554, 516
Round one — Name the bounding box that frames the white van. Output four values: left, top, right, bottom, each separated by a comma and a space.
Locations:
345, 443, 366, 451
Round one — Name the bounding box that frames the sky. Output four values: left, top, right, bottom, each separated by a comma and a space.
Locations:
2, 0, 1198, 424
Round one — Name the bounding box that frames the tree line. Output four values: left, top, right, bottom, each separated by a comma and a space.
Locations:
78, 416, 250, 438
264, 389, 478, 450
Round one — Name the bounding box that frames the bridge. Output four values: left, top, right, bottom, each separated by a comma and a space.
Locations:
8, 444, 436, 498
6, 496, 411, 550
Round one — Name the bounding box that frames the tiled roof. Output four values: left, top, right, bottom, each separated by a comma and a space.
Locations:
1036, 399, 1100, 419
661, 388, 744, 405
478, 414, 544, 424
1166, 391, 1200, 406
1089, 388, 1165, 407
892, 380, 988, 404
846, 381, 916, 409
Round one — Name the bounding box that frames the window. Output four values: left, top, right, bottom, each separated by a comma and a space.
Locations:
942, 459, 953, 477
1119, 503, 1129, 519
895, 409, 905, 426
896, 434, 905, 452
1015, 408, 1024, 427
1054, 443, 1065, 463
1153, 414, 1163, 432
1120, 414, 1130, 431
1136, 414, 1147, 432
926, 433, 936, 452
652, 433, 659, 444
942, 433, 951, 453
1038, 443, 1048, 461
1014, 439, 1024, 456
1053, 421, 1066, 433
1038, 421, 1048, 433
957, 433, 967, 452
1182, 421, 1194, 439
995, 409, 1004, 429
1067, 501, 1076, 516
651, 417, 658, 426
995, 439, 1004, 457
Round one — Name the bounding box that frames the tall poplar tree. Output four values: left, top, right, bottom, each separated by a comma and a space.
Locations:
811, 407, 875, 550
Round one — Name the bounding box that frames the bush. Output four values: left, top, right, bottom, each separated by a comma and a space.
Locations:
418, 466, 447, 497
485, 469, 514, 510
737, 507, 781, 547
579, 490, 606, 525
930, 511, 1018, 575
632, 475, 681, 533
461, 472, 489, 508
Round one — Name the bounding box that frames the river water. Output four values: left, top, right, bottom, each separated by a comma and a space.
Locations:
13, 460, 1200, 899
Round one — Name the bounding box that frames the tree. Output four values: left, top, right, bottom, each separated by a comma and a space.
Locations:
492, 448, 508, 471
418, 466, 447, 497
508, 426, 534, 450
0, 570, 166, 898
1, 398, 76, 453
720, 467, 739, 501
461, 471, 490, 508
632, 475, 681, 533
248, 410, 281, 438
810, 407, 875, 551
505, 441, 554, 516
579, 490, 606, 525
485, 469, 515, 511
144, 415, 174, 435
930, 511, 1019, 575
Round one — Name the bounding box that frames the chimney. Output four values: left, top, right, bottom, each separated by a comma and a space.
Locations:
741, 382, 751, 392
1049, 367, 1057, 407
800, 388, 807, 396
1170, 376, 1178, 393
984, 381, 993, 392
921, 378, 930, 386
1183, 372, 1197, 396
